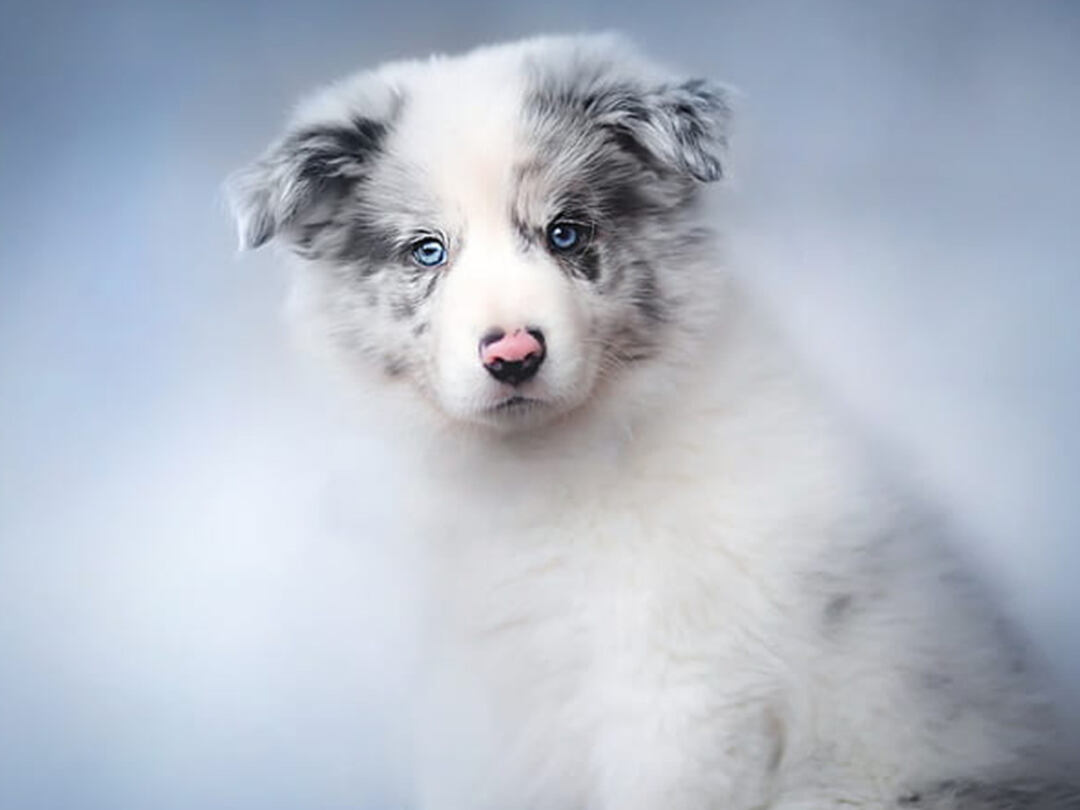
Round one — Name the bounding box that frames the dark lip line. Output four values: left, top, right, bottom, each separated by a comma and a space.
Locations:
488, 395, 543, 412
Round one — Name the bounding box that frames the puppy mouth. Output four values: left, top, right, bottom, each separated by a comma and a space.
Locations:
472, 394, 561, 428
487, 395, 543, 414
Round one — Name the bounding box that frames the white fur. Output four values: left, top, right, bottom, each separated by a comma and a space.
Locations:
233, 35, 1076, 810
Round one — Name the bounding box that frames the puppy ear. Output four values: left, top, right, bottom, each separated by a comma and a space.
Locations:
225, 117, 388, 250
590, 78, 731, 183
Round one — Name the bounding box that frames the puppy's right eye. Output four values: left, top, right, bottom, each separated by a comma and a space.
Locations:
547, 222, 581, 252
411, 238, 447, 267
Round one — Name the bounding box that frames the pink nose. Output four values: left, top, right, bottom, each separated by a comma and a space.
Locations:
480, 329, 542, 364
479, 328, 546, 386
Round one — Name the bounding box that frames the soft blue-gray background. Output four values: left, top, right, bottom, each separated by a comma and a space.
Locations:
1, 1, 1078, 808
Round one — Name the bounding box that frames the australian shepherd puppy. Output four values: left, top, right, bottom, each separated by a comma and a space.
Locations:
227, 34, 1078, 810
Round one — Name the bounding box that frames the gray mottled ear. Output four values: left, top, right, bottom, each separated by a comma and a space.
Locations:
590, 78, 731, 183
226, 117, 388, 250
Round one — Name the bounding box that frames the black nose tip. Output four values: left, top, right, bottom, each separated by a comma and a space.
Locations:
479, 327, 546, 386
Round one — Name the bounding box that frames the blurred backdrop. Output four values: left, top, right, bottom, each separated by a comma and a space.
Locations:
1, 1, 1078, 807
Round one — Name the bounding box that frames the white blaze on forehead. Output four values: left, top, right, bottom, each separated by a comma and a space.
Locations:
385, 50, 529, 233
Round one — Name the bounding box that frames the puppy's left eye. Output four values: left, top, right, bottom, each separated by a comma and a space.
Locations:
411, 237, 448, 267
547, 222, 583, 252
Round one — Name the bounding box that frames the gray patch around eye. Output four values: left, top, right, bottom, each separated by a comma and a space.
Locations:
412, 321, 429, 337
337, 216, 399, 266
560, 245, 599, 282
294, 219, 395, 272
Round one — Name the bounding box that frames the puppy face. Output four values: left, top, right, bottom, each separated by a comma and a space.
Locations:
228, 36, 730, 431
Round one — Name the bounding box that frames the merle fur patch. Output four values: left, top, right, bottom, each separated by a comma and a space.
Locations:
227, 115, 391, 253
509, 59, 727, 363
524, 56, 730, 186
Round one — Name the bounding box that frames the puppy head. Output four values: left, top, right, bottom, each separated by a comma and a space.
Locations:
227, 35, 731, 432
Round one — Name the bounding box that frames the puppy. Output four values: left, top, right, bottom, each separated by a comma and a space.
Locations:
227, 34, 1078, 810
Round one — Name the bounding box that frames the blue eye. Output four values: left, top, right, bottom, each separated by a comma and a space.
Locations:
411, 238, 447, 267
547, 222, 582, 252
